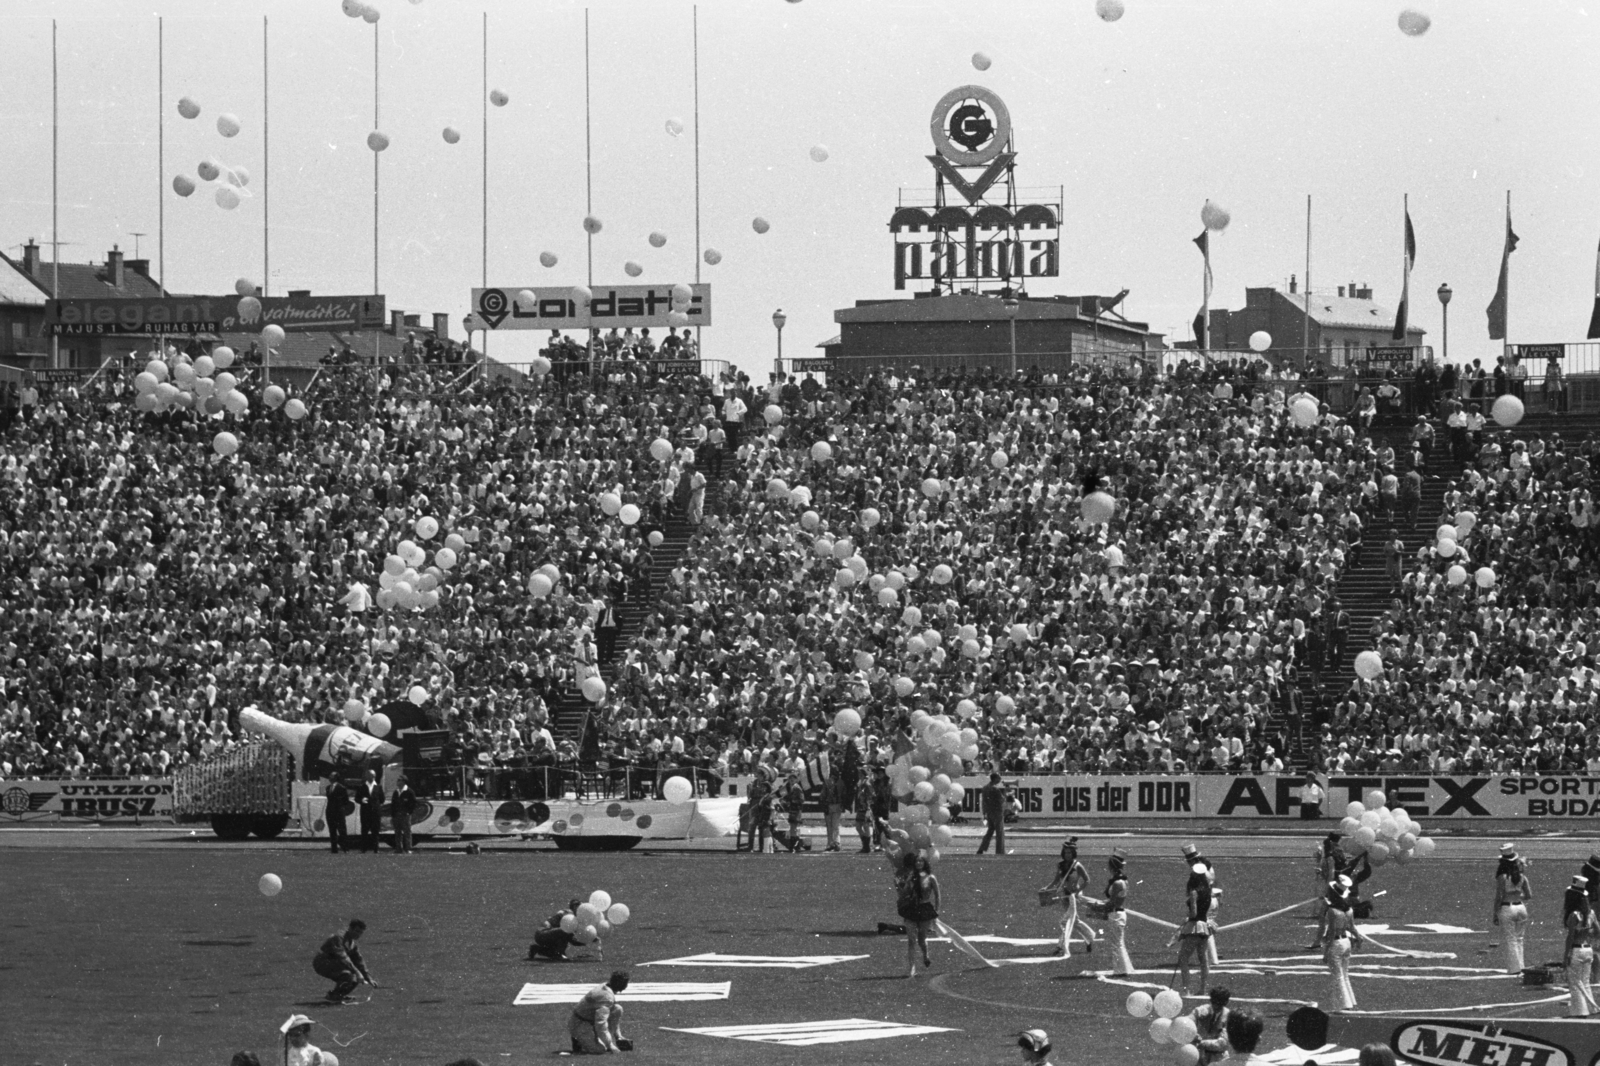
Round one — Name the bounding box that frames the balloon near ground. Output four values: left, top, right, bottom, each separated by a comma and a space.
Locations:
1153, 989, 1183, 1019
1126, 990, 1153, 1017
662, 777, 694, 804
258, 873, 282, 897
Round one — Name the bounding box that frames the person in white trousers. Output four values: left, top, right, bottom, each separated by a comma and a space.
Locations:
1093, 848, 1134, 974
1044, 838, 1097, 958
1322, 885, 1366, 1011
1493, 844, 1533, 975
1564, 876, 1598, 1018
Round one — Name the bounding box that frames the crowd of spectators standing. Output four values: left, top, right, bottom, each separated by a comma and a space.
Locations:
0, 341, 1594, 789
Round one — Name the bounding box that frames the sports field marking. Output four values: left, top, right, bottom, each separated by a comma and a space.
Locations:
937, 934, 1058, 947
1356, 922, 1479, 936
514, 981, 730, 1005
639, 953, 868, 969
663, 1018, 958, 1046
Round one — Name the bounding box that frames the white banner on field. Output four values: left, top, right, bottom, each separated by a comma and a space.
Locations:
471, 284, 711, 331
954, 775, 1600, 821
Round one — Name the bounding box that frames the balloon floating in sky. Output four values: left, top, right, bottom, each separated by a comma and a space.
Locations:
971, 52, 992, 71
539, 251, 558, 268
1492, 393, 1524, 427
624, 261, 643, 277
1095, 0, 1126, 21
809, 144, 830, 163
648, 232, 667, 248
665, 117, 684, 137
342, 0, 363, 16
215, 186, 241, 210
489, 89, 509, 107
261, 324, 286, 347
583, 215, 603, 234
216, 113, 241, 138
198, 160, 221, 182
442, 127, 461, 144
751, 217, 770, 234
362, 6, 381, 23
173, 174, 196, 197
235, 278, 257, 297
1397, 8, 1431, 36
367, 131, 390, 152
177, 97, 201, 119
231, 166, 251, 187
1201, 199, 1231, 231
703, 248, 722, 265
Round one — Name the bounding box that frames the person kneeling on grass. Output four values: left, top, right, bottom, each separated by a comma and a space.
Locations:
313, 920, 373, 1004
569, 970, 633, 1054
529, 899, 604, 962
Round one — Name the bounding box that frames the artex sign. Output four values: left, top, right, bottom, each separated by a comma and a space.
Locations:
44, 294, 386, 335
471, 284, 712, 331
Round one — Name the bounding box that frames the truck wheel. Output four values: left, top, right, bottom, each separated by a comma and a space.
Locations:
210, 814, 253, 841
251, 813, 290, 840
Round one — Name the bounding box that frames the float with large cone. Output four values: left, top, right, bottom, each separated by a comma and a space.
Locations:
177, 706, 739, 847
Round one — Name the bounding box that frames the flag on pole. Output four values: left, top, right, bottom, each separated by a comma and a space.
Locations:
1391, 207, 1416, 340
1194, 230, 1212, 347
1587, 234, 1600, 339
1486, 210, 1519, 340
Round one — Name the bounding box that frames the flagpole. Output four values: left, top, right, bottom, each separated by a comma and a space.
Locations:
585, 8, 594, 368
262, 16, 269, 300
693, 4, 702, 364
1201, 242, 1210, 355
1303, 194, 1311, 373
158, 16, 164, 294
51, 18, 59, 372
481, 11, 488, 366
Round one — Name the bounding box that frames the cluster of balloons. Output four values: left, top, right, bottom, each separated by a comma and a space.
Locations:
1337, 790, 1437, 867
1127, 989, 1202, 1065
171, 109, 254, 209
131, 345, 306, 453
597, 490, 644, 527
562, 890, 631, 947
373, 519, 465, 612
875, 709, 975, 865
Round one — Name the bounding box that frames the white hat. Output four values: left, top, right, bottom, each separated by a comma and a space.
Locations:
280, 1014, 314, 1034
1018, 1029, 1052, 1054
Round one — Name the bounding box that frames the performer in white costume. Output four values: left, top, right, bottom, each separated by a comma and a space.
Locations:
1492, 843, 1533, 975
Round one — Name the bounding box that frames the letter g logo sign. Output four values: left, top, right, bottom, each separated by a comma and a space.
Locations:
929, 85, 1012, 166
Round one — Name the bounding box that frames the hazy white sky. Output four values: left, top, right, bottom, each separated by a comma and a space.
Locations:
2, 0, 1598, 377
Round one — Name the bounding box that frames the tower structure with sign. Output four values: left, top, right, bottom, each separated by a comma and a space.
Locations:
891, 85, 1061, 294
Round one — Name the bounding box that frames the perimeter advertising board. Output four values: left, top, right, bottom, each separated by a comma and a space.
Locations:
43, 295, 386, 335
471, 284, 711, 331
958, 775, 1600, 821
0, 779, 173, 821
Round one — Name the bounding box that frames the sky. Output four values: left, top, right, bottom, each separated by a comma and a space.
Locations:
2, 0, 1598, 379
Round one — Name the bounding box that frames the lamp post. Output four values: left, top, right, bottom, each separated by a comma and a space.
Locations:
1436, 283, 1452, 367
772, 308, 786, 378
1003, 295, 1019, 376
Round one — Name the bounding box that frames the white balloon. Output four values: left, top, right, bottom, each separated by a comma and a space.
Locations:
1398, 9, 1431, 36
703, 248, 722, 265
367, 131, 390, 152
198, 159, 221, 182
216, 113, 241, 138
971, 52, 992, 71
177, 96, 201, 119
1249, 330, 1272, 352
442, 127, 461, 144
665, 117, 685, 136
1201, 200, 1231, 231
215, 186, 241, 210
172, 174, 196, 197
367, 713, 392, 737
809, 144, 830, 163
1096, 0, 1125, 20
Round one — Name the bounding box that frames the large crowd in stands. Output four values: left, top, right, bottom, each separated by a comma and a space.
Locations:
0, 343, 1595, 788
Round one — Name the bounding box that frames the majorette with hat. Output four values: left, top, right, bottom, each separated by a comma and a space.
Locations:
1322, 876, 1367, 1011
1181, 842, 1222, 966
1309, 830, 1345, 950
1043, 836, 1097, 958
1091, 847, 1134, 975
1175, 858, 1215, 995
1492, 843, 1533, 974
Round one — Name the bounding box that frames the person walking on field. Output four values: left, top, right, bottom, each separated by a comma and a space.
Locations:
1323, 885, 1366, 1011
1493, 843, 1532, 974
1044, 837, 1096, 958
896, 853, 940, 978
314, 919, 373, 1003
976, 773, 1009, 855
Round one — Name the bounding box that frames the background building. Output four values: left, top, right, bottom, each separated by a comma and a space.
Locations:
1206, 277, 1427, 372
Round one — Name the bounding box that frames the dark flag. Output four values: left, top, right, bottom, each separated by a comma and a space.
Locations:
1486, 211, 1519, 341
1587, 234, 1600, 339
1392, 208, 1416, 340
1194, 230, 1212, 348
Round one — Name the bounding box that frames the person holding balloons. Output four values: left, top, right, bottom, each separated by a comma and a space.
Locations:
1191, 987, 1232, 1066
1493, 844, 1533, 974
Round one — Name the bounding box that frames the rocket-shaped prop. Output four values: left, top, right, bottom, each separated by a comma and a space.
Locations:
240, 708, 402, 781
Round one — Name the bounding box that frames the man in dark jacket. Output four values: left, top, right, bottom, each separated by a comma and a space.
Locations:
314, 919, 373, 1002
355, 769, 385, 853
976, 773, 1009, 855
325, 777, 351, 854
389, 775, 416, 853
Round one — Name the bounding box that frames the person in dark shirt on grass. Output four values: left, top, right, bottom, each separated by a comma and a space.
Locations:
314, 919, 373, 1003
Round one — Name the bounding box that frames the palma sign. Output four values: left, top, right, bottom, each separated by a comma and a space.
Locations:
891, 85, 1061, 291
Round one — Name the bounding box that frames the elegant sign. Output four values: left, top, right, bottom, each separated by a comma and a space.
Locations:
472, 285, 712, 331
0, 779, 173, 821
44, 295, 386, 335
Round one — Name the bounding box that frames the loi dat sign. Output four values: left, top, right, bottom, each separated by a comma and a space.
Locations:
472, 284, 711, 331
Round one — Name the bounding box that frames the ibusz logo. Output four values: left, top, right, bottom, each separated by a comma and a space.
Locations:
2, 786, 54, 816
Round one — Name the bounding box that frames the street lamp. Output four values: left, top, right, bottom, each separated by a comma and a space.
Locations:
1436, 283, 1452, 367
1003, 295, 1020, 376
772, 308, 787, 377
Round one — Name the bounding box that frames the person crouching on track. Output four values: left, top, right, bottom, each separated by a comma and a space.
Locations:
1175, 863, 1213, 995
314, 920, 373, 1003
1493, 843, 1533, 974
569, 971, 633, 1054
1564, 875, 1598, 1018
1045, 837, 1096, 958
530, 899, 603, 962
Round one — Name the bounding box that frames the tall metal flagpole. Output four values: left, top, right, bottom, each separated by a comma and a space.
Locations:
263, 16, 269, 299
585, 9, 594, 367
481, 11, 488, 364
158, 16, 165, 294
52, 18, 60, 371
373, 20, 380, 297
693, 5, 702, 365
1303, 194, 1311, 372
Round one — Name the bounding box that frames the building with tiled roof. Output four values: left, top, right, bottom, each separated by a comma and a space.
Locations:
8, 239, 168, 369
0, 247, 51, 372
1206, 278, 1427, 373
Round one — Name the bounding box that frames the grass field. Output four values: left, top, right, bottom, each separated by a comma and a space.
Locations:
0, 832, 1578, 1066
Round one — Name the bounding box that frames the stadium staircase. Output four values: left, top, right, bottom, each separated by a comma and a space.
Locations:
547, 459, 728, 751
